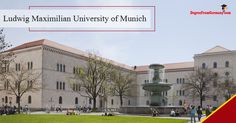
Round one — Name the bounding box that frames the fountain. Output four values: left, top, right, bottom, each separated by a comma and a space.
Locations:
143, 64, 171, 106
119, 64, 185, 115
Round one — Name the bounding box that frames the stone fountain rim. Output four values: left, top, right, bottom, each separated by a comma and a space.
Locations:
149, 64, 164, 69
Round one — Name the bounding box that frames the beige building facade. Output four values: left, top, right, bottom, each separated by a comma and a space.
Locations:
0, 39, 235, 110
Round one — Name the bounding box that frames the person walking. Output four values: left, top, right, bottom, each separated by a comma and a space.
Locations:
197, 106, 202, 121
190, 106, 196, 123
205, 105, 210, 117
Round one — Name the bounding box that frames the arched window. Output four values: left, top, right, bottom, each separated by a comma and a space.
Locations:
59, 96, 62, 104
75, 97, 78, 104
28, 96, 32, 104
111, 99, 114, 105
5, 96, 8, 103
177, 78, 179, 84
225, 61, 229, 68
213, 62, 217, 68
202, 63, 206, 69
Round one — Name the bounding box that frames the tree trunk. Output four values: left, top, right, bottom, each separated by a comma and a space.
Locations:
17, 96, 21, 114
120, 95, 123, 107
200, 96, 203, 108
93, 97, 96, 110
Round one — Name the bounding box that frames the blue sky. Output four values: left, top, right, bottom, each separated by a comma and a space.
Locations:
1, 0, 235, 66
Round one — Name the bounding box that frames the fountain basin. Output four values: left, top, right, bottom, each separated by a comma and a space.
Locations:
142, 63, 172, 106
143, 83, 171, 92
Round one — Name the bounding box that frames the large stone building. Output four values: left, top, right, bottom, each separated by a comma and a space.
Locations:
0, 39, 234, 110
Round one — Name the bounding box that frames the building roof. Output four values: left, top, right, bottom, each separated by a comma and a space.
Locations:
203, 46, 230, 53
134, 62, 194, 72
9, 39, 133, 71
9, 39, 88, 56
9, 39, 194, 72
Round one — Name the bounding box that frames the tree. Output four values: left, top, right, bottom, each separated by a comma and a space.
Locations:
110, 69, 134, 107
0, 28, 14, 73
72, 53, 113, 110
0, 64, 41, 113
217, 76, 236, 101
183, 68, 218, 107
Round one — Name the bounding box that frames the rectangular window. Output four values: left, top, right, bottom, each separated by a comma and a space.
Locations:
57, 63, 59, 71
78, 84, 81, 91
89, 98, 92, 104
5, 82, 9, 90
31, 62, 33, 69
213, 62, 217, 68
28, 62, 33, 70
60, 82, 62, 90
111, 99, 114, 105
73, 67, 75, 74
60, 64, 62, 72
1, 61, 8, 73
16, 63, 20, 71
75, 84, 78, 91
56, 81, 59, 90
72, 83, 75, 91
18, 63, 20, 71
63, 82, 65, 90
28, 62, 30, 70
27, 81, 33, 88
63, 65, 65, 72
225, 61, 229, 68
15, 63, 17, 71
128, 100, 131, 105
